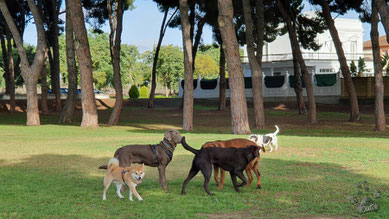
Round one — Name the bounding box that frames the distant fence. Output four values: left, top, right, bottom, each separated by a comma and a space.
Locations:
341, 77, 389, 98
179, 73, 341, 99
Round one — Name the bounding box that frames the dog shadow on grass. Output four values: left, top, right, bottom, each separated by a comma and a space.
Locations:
0, 154, 387, 218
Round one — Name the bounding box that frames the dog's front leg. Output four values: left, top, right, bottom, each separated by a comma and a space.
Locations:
158, 165, 168, 190
129, 186, 143, 201
235, 171, 248, 188
229, 172, 240, 193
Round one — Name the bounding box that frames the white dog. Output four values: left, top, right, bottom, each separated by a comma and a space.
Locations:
248, 125, 279, 152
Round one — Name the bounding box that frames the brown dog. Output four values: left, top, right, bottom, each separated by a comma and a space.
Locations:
99, 129, 183, 190
202, 139, 265, 190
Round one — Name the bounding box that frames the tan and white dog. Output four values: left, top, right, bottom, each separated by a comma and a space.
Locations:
102, 158, 145, 201
249, 125, 279, 152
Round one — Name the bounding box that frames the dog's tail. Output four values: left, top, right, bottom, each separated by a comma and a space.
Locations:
107, 158, 120, 172
98, 164, 108, 169
273, 125, 279, 135
181, 137, 200, 155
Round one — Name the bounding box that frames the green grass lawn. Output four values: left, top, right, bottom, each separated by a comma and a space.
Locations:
0, 103, 388, 218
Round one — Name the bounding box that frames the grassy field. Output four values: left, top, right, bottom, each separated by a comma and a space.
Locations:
0, 100, 388, 218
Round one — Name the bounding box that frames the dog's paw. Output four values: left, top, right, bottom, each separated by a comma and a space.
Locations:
119, 196, 124, 199
181, 191, 186, 195
257, 184, 262, 189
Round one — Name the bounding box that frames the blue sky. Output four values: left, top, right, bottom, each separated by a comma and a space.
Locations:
23, 0, 384, 52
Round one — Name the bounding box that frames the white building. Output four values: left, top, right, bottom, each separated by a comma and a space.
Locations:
179, 14, 372, 103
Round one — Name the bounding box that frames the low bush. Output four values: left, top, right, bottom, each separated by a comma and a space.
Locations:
129, 85, 139, 99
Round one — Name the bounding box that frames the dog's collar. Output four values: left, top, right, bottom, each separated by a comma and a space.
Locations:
160, 139, 175, 161
161, 138, 175, 150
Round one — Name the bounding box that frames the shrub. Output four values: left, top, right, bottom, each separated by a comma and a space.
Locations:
129, 85, 139, 99
139, 86, 149, 98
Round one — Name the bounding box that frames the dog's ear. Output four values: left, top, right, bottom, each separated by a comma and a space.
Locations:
141, 163, 145, 169
164, 130, 173, 141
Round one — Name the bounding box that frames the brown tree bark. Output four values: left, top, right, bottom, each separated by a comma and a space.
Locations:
59, 0, 78, 123
68, 0, 99, 128
179, 0, 194, 131
40, 61, 48, 114
148, 8, 169, 108
0, 33, 9, 95
318, 0, 360, 121
375, 0, 389, 41
6, 26, 15, 112
0, 0, 48, 126
48, 0, 62, 112
242, 0, 264, 129
107, 0, 124, 125
278, 0, 316, 123
218, 0, 251, 134
292, 48, 307, 114
371, 0, 386, 132
218, 45, 227, 111
148, 8, 178, 108
192, 16, 206, 70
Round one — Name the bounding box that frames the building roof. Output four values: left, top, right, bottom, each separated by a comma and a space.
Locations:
363, 35, 389, 49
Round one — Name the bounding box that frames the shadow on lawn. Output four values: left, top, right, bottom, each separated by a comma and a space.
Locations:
0, 154, 387, 218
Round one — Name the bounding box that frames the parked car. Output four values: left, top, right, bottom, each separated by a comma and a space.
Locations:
48, 88, 68, 94
76, 89, 103, 94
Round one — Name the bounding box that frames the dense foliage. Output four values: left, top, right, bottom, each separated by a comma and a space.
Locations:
129, 84, 139, 99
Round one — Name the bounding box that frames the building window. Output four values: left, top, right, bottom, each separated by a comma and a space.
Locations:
319, 68, 335, 73
350, 41, 357, 54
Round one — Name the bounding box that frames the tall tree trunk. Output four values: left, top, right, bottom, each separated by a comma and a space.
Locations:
292, 48, 306, 114
40, 61, 48, 114
147, 8, 180, 108
6, 26, 15, 112
25, 74, 40, 125
179, 0, 194, 131
108, 0, 124, 125
371, 0, 386, 132
68, 0, 99, 128
0, 0, 48, 126
192, 16, 206, 70
48, 0, 61, 112
218, 0, 251, 134
164, 78, 169, 97
242, 0, 264, 129
278, 0, 316, 123
318, 0, 359, 121
218, 45, 226, 111
375, 0, 389, 41
59, 0, 78, 123
0, 33, 10, 95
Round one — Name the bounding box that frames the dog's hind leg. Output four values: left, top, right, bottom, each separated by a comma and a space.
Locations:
200, 163, 214, 196
245, 166, 253, 189
181, 162, 200, 195
102, 176, 113, 200
213, 165, 220, 186
252, 160, 262, 189
218, 169, 226, 190
115, 182, 124, 199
